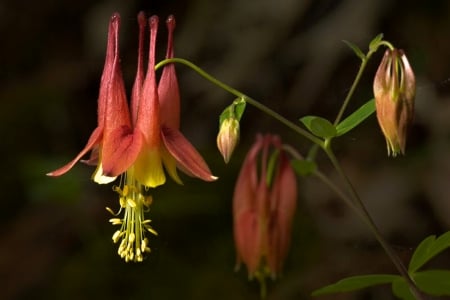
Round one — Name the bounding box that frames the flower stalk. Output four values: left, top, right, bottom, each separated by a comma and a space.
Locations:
157, 45, 423, 296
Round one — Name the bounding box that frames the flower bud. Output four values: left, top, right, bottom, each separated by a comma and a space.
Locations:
373, 49, 415, 156
233, 134, 297, 279
217, 117, 240, 163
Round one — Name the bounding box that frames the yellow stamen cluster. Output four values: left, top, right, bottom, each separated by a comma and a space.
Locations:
107, 169, 157, 262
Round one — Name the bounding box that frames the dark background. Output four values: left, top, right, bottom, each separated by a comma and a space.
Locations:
1, 0, 450, 299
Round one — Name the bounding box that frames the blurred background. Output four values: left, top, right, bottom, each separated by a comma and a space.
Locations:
1, 0, 450, 299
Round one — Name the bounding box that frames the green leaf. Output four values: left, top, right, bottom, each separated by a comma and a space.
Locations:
428, 231, 450, 262
291, 159, 316, 176
311, 274, 399, 296
300, 116, 337, 139
335, 99, 375, 136
233, 98, 246, 121
369, 33, 384, 52
392, 278, 415, 300
408, 235, 437, 273
219, 98, 246, 125
343, 40, 365, 61
409, 231, 450, 273
219, 105, 233, 125
414, 270, 450, 296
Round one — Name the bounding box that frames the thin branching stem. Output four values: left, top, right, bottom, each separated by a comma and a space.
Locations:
155, 58, 324, 146
324, 147, 427, 300
156, 55, 426, 299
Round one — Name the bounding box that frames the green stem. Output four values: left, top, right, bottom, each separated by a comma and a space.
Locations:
157, 56, 426, 299
256, 272, 267, 299
379, 41, 395, 51
324, 147, 427, 300
155, 58, 324, 147
333, 57, 368, 126
286, 144, 426, 299
333, 41, 393, 126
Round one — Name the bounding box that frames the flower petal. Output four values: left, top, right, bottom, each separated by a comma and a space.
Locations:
234, 210, 260, 275
80, 146, 99, 166
161, 126, 217, 182
158, 15, 180, 129
46, 127, 103, 177
135, 15, 161, 149
100, 126, 143, 179
267, 153, 297, 277
97, 13, 120, 127
130, 11, 146, 126
134, 146, 166, 188
161, 146, 183, 184
92, 162, 117, 184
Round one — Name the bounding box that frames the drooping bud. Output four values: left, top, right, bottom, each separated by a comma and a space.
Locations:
217, 98, 246, 163
233, 134, 297, 281
217, 117, 240, 163
373, 49, 416, 156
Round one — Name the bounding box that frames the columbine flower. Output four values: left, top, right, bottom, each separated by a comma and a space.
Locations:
48, 12, 216, 262
373, 48, 415, 157
47, 12, 216, 186
233, 134, 297, 279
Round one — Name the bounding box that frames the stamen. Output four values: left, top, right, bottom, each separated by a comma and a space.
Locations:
126, 198, 137, 208
106, 206, 120, 216
109, 169, 157, 262
109, 218, 122, 225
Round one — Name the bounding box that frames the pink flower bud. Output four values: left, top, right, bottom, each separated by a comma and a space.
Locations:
373, 49, 415, 156
233, 134, 297, 279
217, 118, 240, 163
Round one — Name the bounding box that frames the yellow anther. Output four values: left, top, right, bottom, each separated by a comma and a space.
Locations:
109, 172, 157, 262
119, 197, 126, 208
113, 185, 122, 194
122, 185, 129, 197
127, 198, 136, 208
141, 239, 147, 252
112, 230, 122, 243
106, 207, 116, 215
146, 226, 158, 236
129, 232, 136, 243
109, 218, 122, 225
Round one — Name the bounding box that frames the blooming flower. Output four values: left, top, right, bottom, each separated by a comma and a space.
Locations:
233, 134, 297, 279
48, 12, 216, 186
373, 49, 415, 156
47, 12, 217, 261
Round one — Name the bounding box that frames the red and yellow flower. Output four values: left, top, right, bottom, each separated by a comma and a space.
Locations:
48, 12, 216, 261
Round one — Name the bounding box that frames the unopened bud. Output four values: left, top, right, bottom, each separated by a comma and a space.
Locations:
373, 49, 415, 156
217, 118, 240, 163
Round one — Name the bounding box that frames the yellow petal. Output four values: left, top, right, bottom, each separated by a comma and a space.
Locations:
134, 148, 166, 188
161, 146, 182, 185
92, 163, 117, 184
